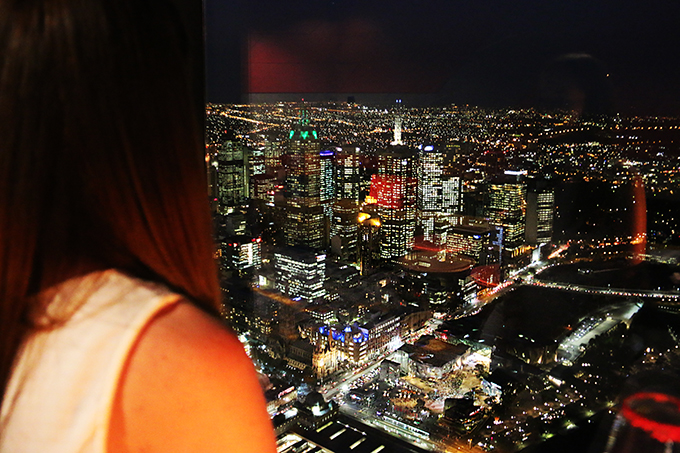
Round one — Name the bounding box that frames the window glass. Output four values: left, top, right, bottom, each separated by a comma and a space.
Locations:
205, 2, 680, 452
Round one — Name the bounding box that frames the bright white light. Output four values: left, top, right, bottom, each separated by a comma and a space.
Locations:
504, 170, 528, 176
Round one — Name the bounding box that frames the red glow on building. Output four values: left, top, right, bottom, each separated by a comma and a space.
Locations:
368, 174, 416, 209
413, 240, 445, 253
470, 264, 501, 288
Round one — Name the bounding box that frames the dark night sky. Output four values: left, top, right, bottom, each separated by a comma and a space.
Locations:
206, 0, 680, 115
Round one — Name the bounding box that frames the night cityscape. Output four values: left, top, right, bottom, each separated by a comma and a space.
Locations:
202, 1, 680, 451
204, 101, 680, 453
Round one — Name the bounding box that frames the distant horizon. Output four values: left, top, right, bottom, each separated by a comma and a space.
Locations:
206, 0, 680, 117
211, 98, 680, 119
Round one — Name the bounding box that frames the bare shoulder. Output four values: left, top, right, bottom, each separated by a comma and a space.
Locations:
107, 301, 277, 453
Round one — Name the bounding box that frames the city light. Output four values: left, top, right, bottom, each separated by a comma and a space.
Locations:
206, 101, 680, 453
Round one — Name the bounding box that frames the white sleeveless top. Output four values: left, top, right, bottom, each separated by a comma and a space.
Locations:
0, 270, 182, 453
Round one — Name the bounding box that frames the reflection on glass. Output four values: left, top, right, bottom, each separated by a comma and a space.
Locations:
605, 392, 680, 453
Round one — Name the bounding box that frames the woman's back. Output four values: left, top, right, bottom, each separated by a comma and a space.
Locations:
0, 1, 276, 450
0, 270, 276, 452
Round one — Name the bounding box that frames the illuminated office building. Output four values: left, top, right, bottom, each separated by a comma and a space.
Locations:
330, 199, 360, 261
447, 223, 495, 265
249, 148, 265, 176
274, 247, 326, 303
536, 190, 554, 243
252, 173, 277, 206
442, 175, 463, 216
433, 218, 450, 252
320, 149, 335, 218
417, 144, 444, 242
221, 236, 263, 277
335, 146, 361, 202
263, 133, 284, 174
369, 145, 417, 260
526, 181, 555, 245
283, 117, 324, 250
417, 144, 463, 243
485, 180, 527, 256
247, 148, 265, 202
217, 138, 249, 214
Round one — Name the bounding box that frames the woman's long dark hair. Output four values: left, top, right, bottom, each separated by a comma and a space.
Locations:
0, 0, 220, 405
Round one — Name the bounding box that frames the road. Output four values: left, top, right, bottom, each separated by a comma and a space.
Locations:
527, 279, 680, 299
321, 355, 385, 401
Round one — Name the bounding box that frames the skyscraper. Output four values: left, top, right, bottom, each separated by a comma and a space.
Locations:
442, 174, 463, 217
221, 235, 263, 277
526, 180, 555, 245
330, 199, 360, 261
417, 144, 446, 242
358, 211, 381, 276
485, 179, 527, 257
320, 149, 335, 217
335, 146, 361, 202
283, 116, 324, 250
252, 173, 277, 206
265, 137, 283, 169
370, 145, 417, 260
217, 138, 249, 214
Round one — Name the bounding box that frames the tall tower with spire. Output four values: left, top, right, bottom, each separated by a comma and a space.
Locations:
283, 112, 324, 250
391, 116, 403, 146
